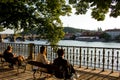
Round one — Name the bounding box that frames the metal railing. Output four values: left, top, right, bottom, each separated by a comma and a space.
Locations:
0, 42, 120, 73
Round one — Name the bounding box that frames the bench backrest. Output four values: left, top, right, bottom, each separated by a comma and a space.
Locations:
27, 61, 59, 70
28, 61, 72, 79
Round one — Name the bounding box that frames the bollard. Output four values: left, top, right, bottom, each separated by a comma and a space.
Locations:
27, 43, 35, 60
0, 35, 3, 43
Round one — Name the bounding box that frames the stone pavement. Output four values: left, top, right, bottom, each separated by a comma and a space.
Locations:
0, 65, 120, 80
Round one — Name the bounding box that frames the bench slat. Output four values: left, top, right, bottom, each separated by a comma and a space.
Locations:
28, 61, 59, 71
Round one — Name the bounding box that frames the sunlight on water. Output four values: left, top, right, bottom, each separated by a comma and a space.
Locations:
58, 40, 120, 48
4, 39, 120, 48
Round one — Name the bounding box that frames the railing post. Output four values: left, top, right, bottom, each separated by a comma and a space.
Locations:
70, 49, 72, 64
86, 48, 89, 69
27, 43, 35, 60
98, 51, 101, 68
94, 48, 96, 70
73, 47, 75, 66
102, 48, 105, 72
90, 50, 93, 67
66, 47, 69, 60
107, 51, 110, 69
111, 49, 114, 73
83, 50, 85, 66
116, 51, 119, 71
79, 47, 81, 68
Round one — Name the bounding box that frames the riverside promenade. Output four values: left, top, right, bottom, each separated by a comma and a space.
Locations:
0, 65, 120, 80
0, 42, 120, 80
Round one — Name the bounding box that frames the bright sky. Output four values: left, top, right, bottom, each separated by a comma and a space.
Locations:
60, 9, 120, 31
0, 29, 14, 34
0, 8, 120, 34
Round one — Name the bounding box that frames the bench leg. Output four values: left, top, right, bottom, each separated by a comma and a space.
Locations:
39, 71, 42, 77
33, 70, 36, 79
23, 65, 26, 73
33, 69, 42, 79
17, 65, 26, 74
17, 66, 19, 73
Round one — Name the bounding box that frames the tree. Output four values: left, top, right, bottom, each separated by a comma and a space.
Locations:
69, 0, 120, 21
99, 32, 111, 41
0, 25, 4, 32
70, 34, 76, 40
115, 35, 120, 42
0, 0, 72, 45
1, 0, 119, 44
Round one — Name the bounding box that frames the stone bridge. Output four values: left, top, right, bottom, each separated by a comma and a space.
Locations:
0, 34, 40, 42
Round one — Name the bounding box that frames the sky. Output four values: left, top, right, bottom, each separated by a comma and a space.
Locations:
60, 9, 120, 31
0, 29, 14, 34
0, 8, 120, 34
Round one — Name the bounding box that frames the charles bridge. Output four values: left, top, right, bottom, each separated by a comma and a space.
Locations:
0, 34, 40, 42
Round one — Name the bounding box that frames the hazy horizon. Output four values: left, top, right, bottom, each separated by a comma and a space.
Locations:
60, 8, 120, 31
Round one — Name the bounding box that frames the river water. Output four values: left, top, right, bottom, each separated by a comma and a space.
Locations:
12, 40, 120, 48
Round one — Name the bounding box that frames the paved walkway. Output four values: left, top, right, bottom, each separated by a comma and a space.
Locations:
0, 65, 120, 80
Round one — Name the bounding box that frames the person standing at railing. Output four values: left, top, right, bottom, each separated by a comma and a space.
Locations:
3, 45, 25, 69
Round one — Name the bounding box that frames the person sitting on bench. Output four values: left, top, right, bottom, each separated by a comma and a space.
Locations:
36, 45, 51, 74
53, 48, 76, 79
3, 45, 24, 69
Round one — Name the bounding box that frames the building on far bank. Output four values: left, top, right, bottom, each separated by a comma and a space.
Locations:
75, 36, 100, 41
64, 33, 73, 40
105, 29, 120, 39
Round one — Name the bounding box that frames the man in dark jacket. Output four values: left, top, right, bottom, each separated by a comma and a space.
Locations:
53, 48, 75, 79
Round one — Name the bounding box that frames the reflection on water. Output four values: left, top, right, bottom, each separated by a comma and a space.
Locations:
58, 40, 120, 48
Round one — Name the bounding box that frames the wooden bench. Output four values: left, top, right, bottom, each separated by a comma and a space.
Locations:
0, 54, 6, 67
28, 61, 68, 80
0, 54, 27, 73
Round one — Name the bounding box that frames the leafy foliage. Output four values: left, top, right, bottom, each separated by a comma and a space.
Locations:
0, 26, 4, 32
72, 0, 120, 21
1, 0, 120, 44
0, 0, 71, 45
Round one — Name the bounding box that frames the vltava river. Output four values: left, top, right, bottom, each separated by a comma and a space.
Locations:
13, 40, 120, 48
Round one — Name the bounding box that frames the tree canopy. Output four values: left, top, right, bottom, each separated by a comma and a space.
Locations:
0, 0, 120, 44
0, 26, 4, 32
70, 0, 120, 21
0, 0, 71, 45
